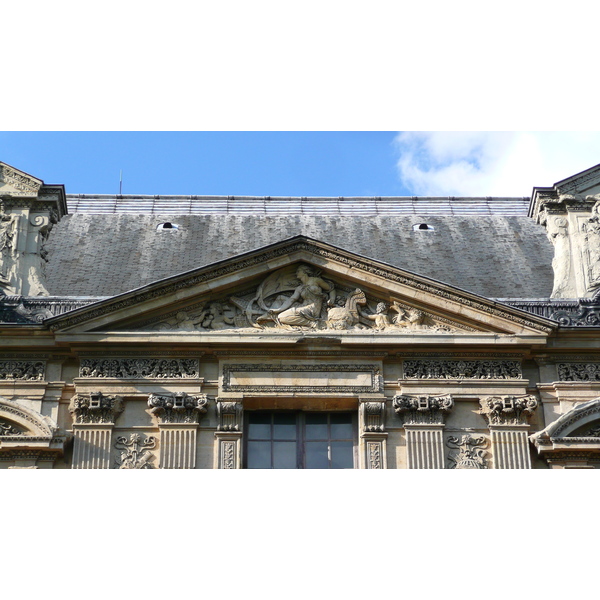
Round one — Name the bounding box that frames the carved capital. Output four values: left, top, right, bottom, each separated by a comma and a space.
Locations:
69, 392, 124, 424
447, 434, 488, 469
147, 392, 208, 424
393, 394, 453, 425
360, 401, 386, 433
479, 395, 538, 426
216, 399, 242, 431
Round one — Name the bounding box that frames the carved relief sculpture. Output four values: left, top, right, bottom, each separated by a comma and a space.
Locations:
403, 359, 522, 380
147, 392, 208, 424
547, 215, 575, 298
0, 360, 45, 380
0, 210, 18, 290
80, 358, 199, 379
0, 419, 24, 436
447, 435, 488, 469
114, 434, 157, 469
582, 200, 600, 292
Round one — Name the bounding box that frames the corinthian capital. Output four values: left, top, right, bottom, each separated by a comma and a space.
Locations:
69, 392, 124, 424
479, 395, 538, 426
392, 394, 453, 425
148, 392, 208, 424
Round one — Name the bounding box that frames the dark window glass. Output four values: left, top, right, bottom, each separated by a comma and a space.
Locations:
245, 411, 356, 469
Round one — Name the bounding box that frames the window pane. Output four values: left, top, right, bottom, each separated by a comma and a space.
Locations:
273, 441, 297, 468
273, 413, 296, 440
305, 413, 328, 440
247, 441, 271, 468
331, 441, 354, 469
330, 413, 354, 439
305, 441, 330, 469
247, 413, 271, 440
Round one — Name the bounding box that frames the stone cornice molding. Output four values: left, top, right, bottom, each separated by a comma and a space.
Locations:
148, 392, 209, 424
45, 236, 555, 334
392, 394, 453, 425
479, 395, 539, 426
69, 392, 124, 424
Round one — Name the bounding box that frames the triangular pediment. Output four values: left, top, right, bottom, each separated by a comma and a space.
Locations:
47, 236, 555, 340
0, 162, 43, 197
554, 163, 600, 197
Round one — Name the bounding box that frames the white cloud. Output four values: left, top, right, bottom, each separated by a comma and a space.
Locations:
395, 132, 600, 196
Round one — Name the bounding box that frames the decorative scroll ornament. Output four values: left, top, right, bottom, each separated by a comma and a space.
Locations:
114, 434, 156, 469
557, 363, 600, 381
368, 442, 382, 469
403, 359, 522, 380
216, 400, 242, 431
0, 419, 24, 436
69, 392, 124, 424
360, 401, 386, 432
80, 358, 199, 379
447, 435, 488, 469
147, 392, 208, 424
479, 395, 538, 426
393, 394, 453, 425
0, 360, 45, 380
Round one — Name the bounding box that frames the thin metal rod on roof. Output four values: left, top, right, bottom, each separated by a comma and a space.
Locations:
119, 170, 123, 195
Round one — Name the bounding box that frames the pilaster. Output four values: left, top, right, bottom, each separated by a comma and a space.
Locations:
69, 392, 123, 469
359, 399, 387, 469
393, 394, 453, 469
479, 395, 538, 469
148, 392, 208, 469
214, 398, 243, 469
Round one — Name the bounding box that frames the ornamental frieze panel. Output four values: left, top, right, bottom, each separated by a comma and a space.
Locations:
222, 363, 382, 394
148, 392, 208, 424
115, 264, 477, 334
557, 363, 600, 381
0, 360, 45, 380
402, 359, 522, 380
79, 358, 199, 379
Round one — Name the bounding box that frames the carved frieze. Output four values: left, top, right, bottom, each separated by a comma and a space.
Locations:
557, 362, 600, 381
114, 434, 156, 469
402, 359, 522, 380
479, 395, 538, 426
148, 392, 208, 424
0, 360, 45, 380
447, 435, 488, 469
216, 400, 242, 431
393, 394, 453, 425
0, 164, 42, 195
69, 392, 124, 424
79, 358, 199, 379
367, 441, 383, 469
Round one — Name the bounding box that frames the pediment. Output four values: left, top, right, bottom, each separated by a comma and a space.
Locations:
47, 236, 555, 339
554, 163, 600, 197
0, 162, 43, 197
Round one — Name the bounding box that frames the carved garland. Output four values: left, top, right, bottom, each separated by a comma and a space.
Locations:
48, 241, 553, 333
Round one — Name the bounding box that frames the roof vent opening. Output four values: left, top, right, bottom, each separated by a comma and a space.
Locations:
156, 222, 179, 231
413, 223, 434, 231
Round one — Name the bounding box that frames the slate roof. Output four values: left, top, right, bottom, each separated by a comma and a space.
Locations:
43, 195, 555, 299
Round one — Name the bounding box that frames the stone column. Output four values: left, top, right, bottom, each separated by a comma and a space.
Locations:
359, 399, 387, 469
148, 392, 208, 469
393, 394, 453, 469
214, 399, 243, 469
479, 395, 538, 469
70, 392, 123, 469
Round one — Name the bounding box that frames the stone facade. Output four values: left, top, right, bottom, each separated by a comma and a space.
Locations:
2, 161, 600, 468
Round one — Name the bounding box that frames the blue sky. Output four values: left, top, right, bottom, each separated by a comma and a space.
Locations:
3, 131, 600, 197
